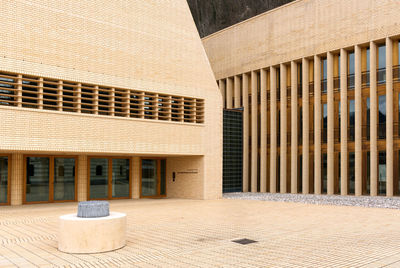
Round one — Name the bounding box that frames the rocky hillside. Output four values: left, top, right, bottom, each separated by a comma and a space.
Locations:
187, 0, 294, 38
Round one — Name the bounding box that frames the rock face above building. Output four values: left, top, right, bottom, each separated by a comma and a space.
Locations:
187, 0, 294, 37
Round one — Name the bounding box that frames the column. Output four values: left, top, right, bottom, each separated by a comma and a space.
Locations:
386, 37, 394, 197
302, 58, 310, 194
327, 52, 334, 195
260, 69, 268, 192
219, 79, 226, 109
340, 49, 348, 195
76, 83, 81, 113
226, 77, 233, 109
291, 61, 298, 193
57, 81, 63, 112
355, 45, 363, 196
38, 77, 43, 109
242, 73, 250, 192
251, 71, 258, 192
270, 67, 277, 193
110, 88, 115, 116
77, 155, 88, 202
314, 56, 322, 194
10, 154, 23, 205
132, 157, 141, 199
370, 42, 378, 196
280, 64, 287, 193
17, 74, 22, 107
234, 76, 241, 108
94, 85, 99, 115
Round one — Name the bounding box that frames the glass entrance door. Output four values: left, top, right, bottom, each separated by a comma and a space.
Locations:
0, 156, 9, 205
25, 156, 76, 203
141, 159, 166, 197
88, 157, 131, 200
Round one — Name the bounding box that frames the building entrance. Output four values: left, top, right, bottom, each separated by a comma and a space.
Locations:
141, 159, 166, 198
24, 156, 76, 203
0, 156, 9, 205
88, 157, 131, 200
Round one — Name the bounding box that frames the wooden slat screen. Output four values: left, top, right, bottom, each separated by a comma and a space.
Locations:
0, 71, 204, 124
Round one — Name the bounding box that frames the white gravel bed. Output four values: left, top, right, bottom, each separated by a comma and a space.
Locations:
224, 192, 400, 209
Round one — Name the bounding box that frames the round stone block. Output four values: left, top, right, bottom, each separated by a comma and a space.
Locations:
58, 212, 126, 254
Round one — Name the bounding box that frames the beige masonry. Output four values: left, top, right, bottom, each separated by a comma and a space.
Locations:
0, 0, 222, 205
203, 0, 400, 197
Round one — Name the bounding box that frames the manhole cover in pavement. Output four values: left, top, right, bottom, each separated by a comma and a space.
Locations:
232, 238, 257, 245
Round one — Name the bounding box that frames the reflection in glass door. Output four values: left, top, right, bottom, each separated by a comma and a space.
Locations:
112, 159, 130, 198
26, 157, 50, 202
54, 158, 76, 201
142, 160, 157, 196
0, 156, 9, 204
141, 159, 166, 197
89, 157, 131, 200
25, 156, 76, 203
89, 158, 109, 199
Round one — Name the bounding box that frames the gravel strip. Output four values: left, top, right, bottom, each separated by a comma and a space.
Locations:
223, 192, 400, 209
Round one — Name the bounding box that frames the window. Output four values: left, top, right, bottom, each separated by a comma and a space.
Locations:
0, 71, 204, 124
322, 103, 328, 143
349, 152, 355, 194
322, 58, 327, 93
348, 52, 355, 89
379, 151, 386, 195
349, 100, 355, 141
366, 98, 370, 140
378, 95, 386, 139
378, 45, 386, 84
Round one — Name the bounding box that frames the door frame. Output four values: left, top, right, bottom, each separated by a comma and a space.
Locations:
140, 158, 167, 198
23, 155, 78, 204
87, 156, 132, 200
0, 154, 11, 206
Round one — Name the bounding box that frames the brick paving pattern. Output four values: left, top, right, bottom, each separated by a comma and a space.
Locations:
1, 199, 400, 267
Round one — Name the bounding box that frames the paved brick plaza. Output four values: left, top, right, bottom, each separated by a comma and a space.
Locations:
1, 199, 400, 267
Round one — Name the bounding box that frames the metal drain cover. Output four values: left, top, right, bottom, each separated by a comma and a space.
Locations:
232, 238, 257, 245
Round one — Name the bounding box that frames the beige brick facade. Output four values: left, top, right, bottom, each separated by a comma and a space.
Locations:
0, 0, 222, 205
204, 0, 400, 197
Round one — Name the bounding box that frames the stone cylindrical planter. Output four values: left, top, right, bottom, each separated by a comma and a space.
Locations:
58, 212, 126, 254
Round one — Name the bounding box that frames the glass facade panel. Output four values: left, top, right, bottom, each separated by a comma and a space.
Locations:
338, 101, 341, 142
322, 58, 327, 93
378, 95, 386, 139
26, 157, 49, 202
0, 157, 8, 204
54, 158, 75, 201
298, 155, 302, 193
378, 45, 386, 84
367, 48, 370, 71
160, 159, 166, 196
379, 151, 386, 195
366, 152, 370, 195
90, 158, 109, 199
348, 52, 355, 74
349, 100, 355, 141
349, 152, 355, 194
398, 151, 400, 195
378, 45, 386, 69
322, 154, 327, 194
322, 103, 328, 143
112, 159, 130, 198
142, 159, 158, 196
348, 52, 355, 89
366, 98, 370, 140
